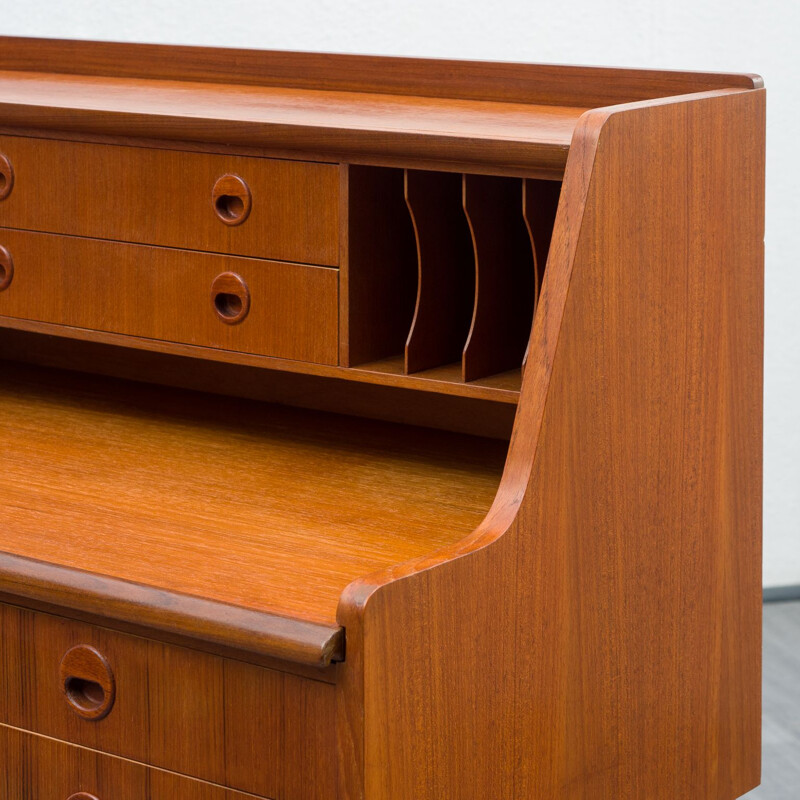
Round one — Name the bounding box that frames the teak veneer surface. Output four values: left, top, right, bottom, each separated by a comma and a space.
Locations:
0, 70, 585, 173
0, 362, 505, 637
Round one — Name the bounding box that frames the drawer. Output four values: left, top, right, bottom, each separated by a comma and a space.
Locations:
0, 725, 257, 800
0, 604, 336, 800
0, 229, 339, 365
0, 136, 339, 266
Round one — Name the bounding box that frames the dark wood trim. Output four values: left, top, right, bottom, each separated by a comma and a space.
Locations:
0, 551, 344, 668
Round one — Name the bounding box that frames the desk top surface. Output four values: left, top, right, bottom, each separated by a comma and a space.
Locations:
0, 363, 505, 664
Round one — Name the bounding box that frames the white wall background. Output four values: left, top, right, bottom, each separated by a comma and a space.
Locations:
3, 0, 798, 587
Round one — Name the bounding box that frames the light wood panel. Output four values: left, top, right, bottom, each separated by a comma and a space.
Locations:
339, 89, 765, 799
0, 229, 339, 366
0, 134, 339, 266
0, 603, 334, 798
0, 363, 506, 634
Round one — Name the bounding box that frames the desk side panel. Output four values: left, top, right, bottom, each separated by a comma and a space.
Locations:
341, 88, 765, 799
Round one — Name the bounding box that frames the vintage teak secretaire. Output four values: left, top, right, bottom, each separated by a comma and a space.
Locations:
0, 37, 764, 799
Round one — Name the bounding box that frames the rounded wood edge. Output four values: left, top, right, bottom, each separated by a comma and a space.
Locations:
67, 793, 100, 800
211, 271, 251, 325
0, 152, 13, 201
59, 643, 116, 721
212, 173, 252, 226
337, 109, 613, 620
0, 245, 13, 291
0, 552, 344, 667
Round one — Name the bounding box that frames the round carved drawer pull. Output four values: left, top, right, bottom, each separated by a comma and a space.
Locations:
67, 794, 100, 800
211, 272, 251, 325
0, 245, 14, 292
59, 644, 116, 721
212, 173, 251, 225
0, 153, 13, 201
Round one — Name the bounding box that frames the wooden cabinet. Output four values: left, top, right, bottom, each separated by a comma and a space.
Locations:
0, 36, 764, 800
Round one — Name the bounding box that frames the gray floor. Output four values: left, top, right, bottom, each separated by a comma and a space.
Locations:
742, 601, 800, 799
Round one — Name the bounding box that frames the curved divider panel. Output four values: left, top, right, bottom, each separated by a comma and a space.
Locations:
522, 178, 562, 364
404, 170, 475, 374
462, 175, 536, 382
523, 178, 562, 305
344, 166, 418, 366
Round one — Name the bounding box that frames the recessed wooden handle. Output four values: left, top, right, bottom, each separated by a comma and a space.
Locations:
0, 153, 13, 201
212, 173, 252, 225
211, 272, 251, 325
0, 245, 14, 292
67, 794, 100, 800
60, 644, 116, 721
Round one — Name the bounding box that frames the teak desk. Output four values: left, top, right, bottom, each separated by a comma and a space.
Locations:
0, 37, 764, 799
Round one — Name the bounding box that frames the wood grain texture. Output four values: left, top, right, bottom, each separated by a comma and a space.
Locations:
0, 363, 505, 633
0, 724, 263, 799
338, 88, 765, 799
0, 70, 584, 175
0, 329, 518, 439
0, 603, 335, 798
0, 317, 522, 404
404, 169, 475, 373
0, 36, 761, 106
462, 174, 536, 381
0, 135, 339, 266
0, 229, 338, 366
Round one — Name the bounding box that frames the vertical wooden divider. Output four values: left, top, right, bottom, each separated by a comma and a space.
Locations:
342, 165, 418, 367
462, 175, 536, 382
404, 170, 475, 374
522, 178, 562, 365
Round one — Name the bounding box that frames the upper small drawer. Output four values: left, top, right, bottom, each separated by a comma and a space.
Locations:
0, 136, 339, 266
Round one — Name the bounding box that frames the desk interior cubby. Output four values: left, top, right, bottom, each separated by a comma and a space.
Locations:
344, 165, 561, 392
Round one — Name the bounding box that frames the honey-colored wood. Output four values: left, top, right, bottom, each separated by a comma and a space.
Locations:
0, 362, 505, 640
0, 135, 339, 266
0, 229, 339, 365
0, 725, 260, 799
0, 38, 765, 800
59, 645, 116, 722
0, 603, 336, 798
338, 88, 765, 799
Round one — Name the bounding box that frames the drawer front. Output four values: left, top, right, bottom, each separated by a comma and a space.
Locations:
0, 725, 257, 800
0, 604, 336, 800
0, 229, 339, 365
0, 136, 339, 266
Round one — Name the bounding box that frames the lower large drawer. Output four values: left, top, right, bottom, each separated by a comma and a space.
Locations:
0, 228, 339, 365
0, 725, 257, 799
0, 604, 335, 799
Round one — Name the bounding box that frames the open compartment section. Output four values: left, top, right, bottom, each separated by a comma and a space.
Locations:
343, 166, 418, 367
404, 169, 476, 374
342, 165, 562, 399
462, 175, 536, 381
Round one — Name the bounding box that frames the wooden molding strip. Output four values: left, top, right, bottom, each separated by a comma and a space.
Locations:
0, 552, 344, 668
0, 36, 762, 107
